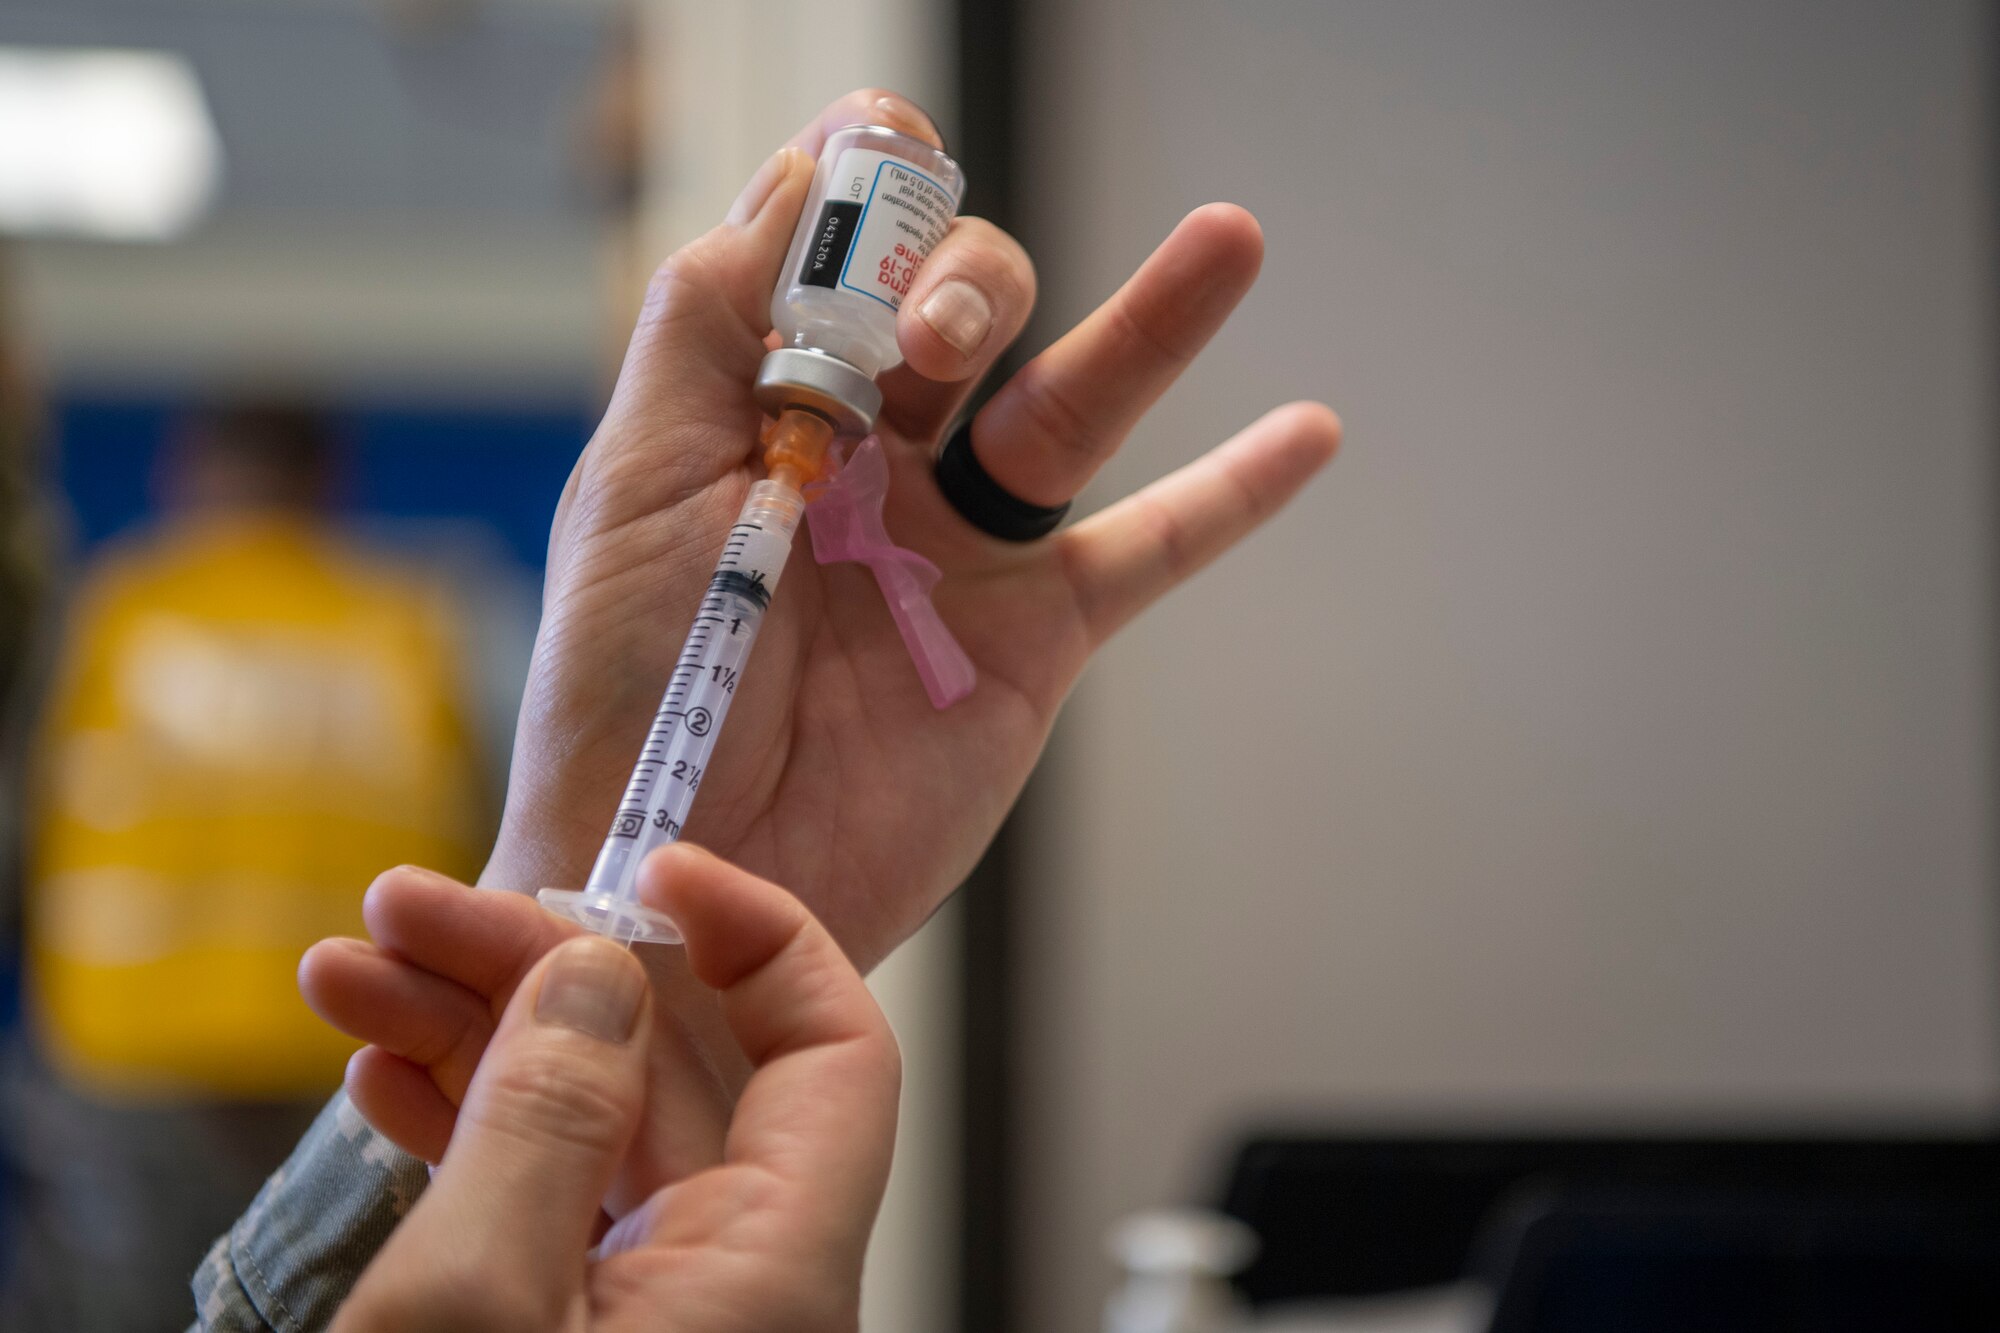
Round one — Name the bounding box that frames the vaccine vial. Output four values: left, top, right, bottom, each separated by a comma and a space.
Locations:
755, 124, 965, 435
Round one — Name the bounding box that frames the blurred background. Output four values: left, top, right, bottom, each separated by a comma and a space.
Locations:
0, 1, 1995, 1331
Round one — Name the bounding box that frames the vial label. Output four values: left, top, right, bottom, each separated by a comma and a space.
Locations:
797, 148, 956, 311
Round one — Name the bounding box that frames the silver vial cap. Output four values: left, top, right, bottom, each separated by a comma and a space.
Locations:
754, 347, 882, 436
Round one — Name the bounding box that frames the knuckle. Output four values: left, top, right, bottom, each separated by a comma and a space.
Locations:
422, 1001, 493, 1077
641, 235, 728, 323
1109, 289, 1198, 364
845, 87, 938, 141
446, 1274, 559, 1333
471, 1044, 633, 1156
447, 1275, 555, 1333
1136, 492, 1196, 582
1012, 363, 1099, 461
941, 219, 1037, 308
360, 865, 421, 921
339, 1269, 546, 1333
863, 1023, 903, 1093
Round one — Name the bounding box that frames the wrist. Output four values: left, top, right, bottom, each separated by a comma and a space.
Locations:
478, 674, 647, 895
478, 809, 599, 895
477, 765, 610, 895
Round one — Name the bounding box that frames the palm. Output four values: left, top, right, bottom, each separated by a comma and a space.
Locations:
728, 539, 1071, 960
588, 1165, 868, 1333
525, 409, 1079, 970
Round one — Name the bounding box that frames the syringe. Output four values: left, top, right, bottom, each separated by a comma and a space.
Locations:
539, 121, 965, 943
538, 409, 834, 944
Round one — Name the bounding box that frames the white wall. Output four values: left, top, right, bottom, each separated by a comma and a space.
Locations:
4, 0, 613, 400
1017, 2, 1998, 1328
15, 217, 601, 400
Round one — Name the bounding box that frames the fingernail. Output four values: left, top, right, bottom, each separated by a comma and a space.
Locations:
726, 148, 794, 226
535, 939, 645, 1043
918, 279, 992, 358
872, 94, 942, 146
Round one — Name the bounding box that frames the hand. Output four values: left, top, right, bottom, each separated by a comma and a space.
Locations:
305, 860, 700, 1175
330, 848, 897, 1333
486, 87, 1339, 963
310, 84, 1336, 1202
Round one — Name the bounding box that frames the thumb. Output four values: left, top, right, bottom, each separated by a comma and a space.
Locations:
585, 147, 809, 506
341, 936, 651, 1331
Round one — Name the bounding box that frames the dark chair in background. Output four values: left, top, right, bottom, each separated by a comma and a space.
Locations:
1479, 1185, 2000, 1332
1214, 1133, 2000, 1326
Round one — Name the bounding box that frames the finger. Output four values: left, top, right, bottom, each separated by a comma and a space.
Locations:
970, 203, 1265, 507
346, 1046, 457, 1164
878, 216, 1037, 440
345, 938, 652, 1330
361, 865, 574, 1007
1062, 400, 1341, 643
300, 936, 495, 1103
358, 864, 745, 1207
781, 87, 943, 158
595, 148, 810, 462
638, 845, 899, 1236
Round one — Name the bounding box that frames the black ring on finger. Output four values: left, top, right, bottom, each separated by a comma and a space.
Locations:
934, 423, 1071, 542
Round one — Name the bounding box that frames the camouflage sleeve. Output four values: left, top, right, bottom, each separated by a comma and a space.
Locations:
189, 1093, 428, 1332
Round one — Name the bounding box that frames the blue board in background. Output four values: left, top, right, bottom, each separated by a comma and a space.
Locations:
51, 395, 595, 569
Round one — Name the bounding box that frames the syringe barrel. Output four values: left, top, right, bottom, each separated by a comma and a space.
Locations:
582, 480, 806, 904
